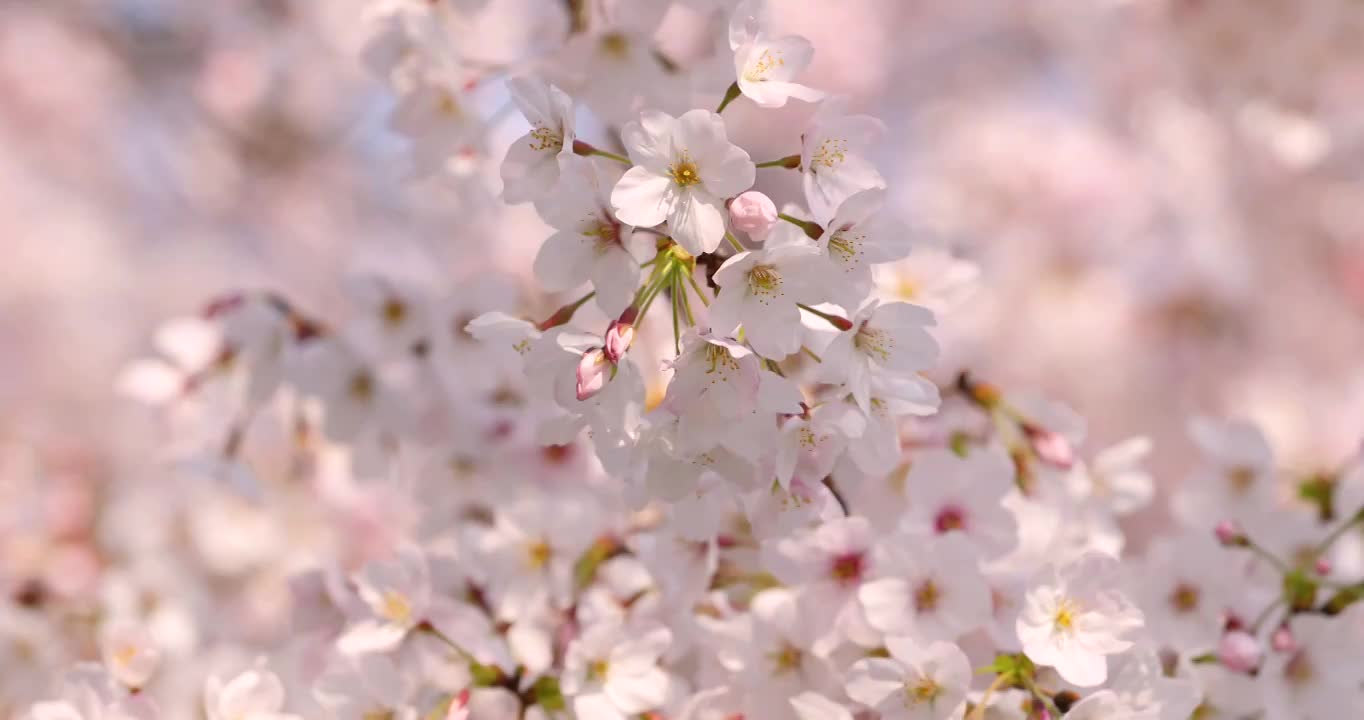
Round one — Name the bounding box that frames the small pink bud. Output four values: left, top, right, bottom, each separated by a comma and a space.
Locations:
575, 349, 609, 401
1315, 557, 1331, 576
605, 323, 634, 363
1022, 423, 1074, 469
1271, 627, 1297, 653
446, 688, 471, 720
728, 191, 778, 239
1215, 520, 1246, 546
1218, 630, 1261, 672
605, 306, 638, 364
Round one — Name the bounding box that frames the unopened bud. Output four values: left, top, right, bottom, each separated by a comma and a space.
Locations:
446, 688, 471, 720
729, 191, 778, 240
1271, 626, 1297, 653
1315, 557, 1332, 577
576, 349, 609, 401
1215, 520, 1247, 547
1022, 423, 1074, 469
605, 307, 639, 364
1218, 630, 1261, 672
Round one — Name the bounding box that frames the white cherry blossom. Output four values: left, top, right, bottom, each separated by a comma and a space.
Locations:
611, 109, 755, 255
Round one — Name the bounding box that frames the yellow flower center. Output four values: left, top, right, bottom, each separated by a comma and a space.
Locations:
914, 580, 941, 612
379, 591, 413, 625
113, 644, 139, 668
1053, 598, 1079, 632
528, 125, 563, 152
599, 33, 630, 59
588, 659, 611, 682
770, 644, 802, 674
810, 138, 848, 171
746, 265, 782, 298
704, 344, 740, 374
437, 92, 460, 117
585, 220, 621, 254
743, 49, 786, 82
381, 298, 407, 327
1169, 583, 1200, 613
525, 540, 552, 570
853, 326, 892, 363
1227, 466, 1256, 494
670, 158, 702, 187
349, 371, 375, 402
908, 677, 942, 705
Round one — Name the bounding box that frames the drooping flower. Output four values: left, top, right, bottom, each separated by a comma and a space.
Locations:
501, 75, 576, 205
800, 98, 886, 220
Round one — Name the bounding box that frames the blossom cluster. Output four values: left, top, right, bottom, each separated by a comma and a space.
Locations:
13, 1, 1364, 720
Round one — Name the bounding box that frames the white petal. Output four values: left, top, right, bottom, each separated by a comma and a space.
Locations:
533, 230, 595, 292
843, 658, 905, 707
501, 134, 564, 204
611, 167, 673, 229
668, 191, 727, 255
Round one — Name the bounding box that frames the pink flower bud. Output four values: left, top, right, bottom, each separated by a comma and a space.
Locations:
1022, 423, 1074, 469
605, 306, 638, 364
1315, 557, 1332, 576
729, 191, 778, 239
575, 349, 609, 401
1271, 626, 1297, 653
605, 323, 634, 363
446, 688, 471, 720
1215, 520, 1245, 546
1218, 630, 1261, 672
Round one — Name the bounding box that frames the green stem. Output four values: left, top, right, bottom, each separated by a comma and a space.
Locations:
685, 270, 711, 307
1315, 510, 1364, 556
588, 148, 630, 165
678, 273, 696, 326
756, 154, 802, 169
725, 231, 746, 253
1250, 598, 1284, 632
968, 674, 1010, 720
716, 81, 742, 114
1021, 677, 1061, 720
671, 275, 682, 355
419, 621, 474, 662
778, 212, 824, 240
537, 291, 596, 330
1243, 538, 1290, 574
797, 303, 853, 331
571, 139, 630, 165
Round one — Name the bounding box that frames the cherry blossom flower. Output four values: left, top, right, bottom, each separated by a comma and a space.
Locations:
843, 638, 971, 720
711, 240, 826, 359
532, 157, 647, 316
337, 544, 431, 655
858, 533, 991, 642
727, 0, 824, 109
501, 76, 576, 206
561, 619, 672, 720
822, 299, 940, 413
611, 109, 755, 255
800, 99, 887, 220
203, 661, 302, 720
1016, 552, 1144, 687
